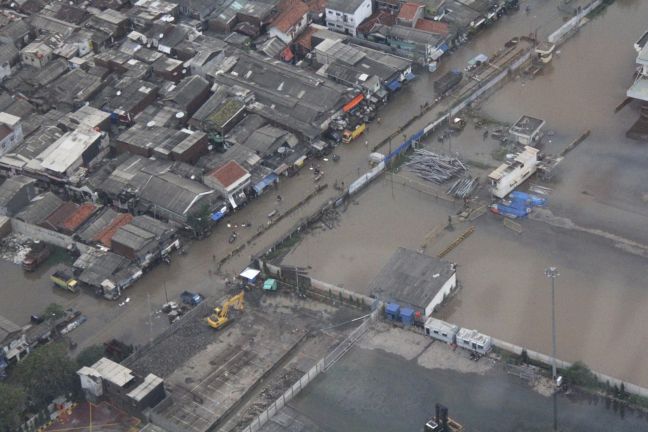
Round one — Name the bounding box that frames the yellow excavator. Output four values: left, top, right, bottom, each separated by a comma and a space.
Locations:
207, 292, 245, 329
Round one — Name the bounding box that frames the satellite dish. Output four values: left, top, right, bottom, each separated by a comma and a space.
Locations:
147, 121, 156, 127
116, 90, 121, 96
175, 112, 185, 119
159, 33, 164, 39
277, 147, 286, 154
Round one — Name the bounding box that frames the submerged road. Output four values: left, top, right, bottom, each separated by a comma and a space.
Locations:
0, 0, 569, 351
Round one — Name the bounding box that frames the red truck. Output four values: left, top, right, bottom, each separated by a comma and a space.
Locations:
22, 241, 51, 272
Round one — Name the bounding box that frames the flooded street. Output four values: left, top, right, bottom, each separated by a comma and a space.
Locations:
281, 0, 648, 387
2, 0, 646, 390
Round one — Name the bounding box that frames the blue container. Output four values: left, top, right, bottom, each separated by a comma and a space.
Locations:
385, 303, 400, 320
400, 308, 415, 326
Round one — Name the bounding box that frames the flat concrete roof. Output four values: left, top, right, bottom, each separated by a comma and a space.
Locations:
39, 129, 102, 174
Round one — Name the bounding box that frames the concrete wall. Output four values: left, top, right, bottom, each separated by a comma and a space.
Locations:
548, 0, 603, 45
491, 337, 648, 399
10, 218, 93, 253
425, 272, 456, 317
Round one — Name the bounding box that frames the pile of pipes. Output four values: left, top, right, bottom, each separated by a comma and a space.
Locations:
405, 150, 469, 183
447, 177, 478, 198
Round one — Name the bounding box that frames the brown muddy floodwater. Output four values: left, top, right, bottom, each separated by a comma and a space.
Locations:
284, 1, 648, 387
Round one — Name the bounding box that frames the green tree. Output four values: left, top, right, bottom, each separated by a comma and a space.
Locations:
76, 345, 105, 368
187, 204, 212, 237
14, 343, 79, 410
0, 383, 26, 431
43, 303, 65, 320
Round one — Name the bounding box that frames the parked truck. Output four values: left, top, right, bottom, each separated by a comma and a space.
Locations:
434, 70, 463, 95
342, 123, 366, 144
22, 241, 50, 272
51, 267, 79, 293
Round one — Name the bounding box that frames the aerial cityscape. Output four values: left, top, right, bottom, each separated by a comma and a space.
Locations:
0, 0, 647, 431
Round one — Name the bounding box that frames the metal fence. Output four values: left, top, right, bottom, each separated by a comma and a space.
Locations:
239, 306, 380, 432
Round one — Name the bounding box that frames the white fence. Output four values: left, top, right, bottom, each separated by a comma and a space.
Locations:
548, 0, 603, 45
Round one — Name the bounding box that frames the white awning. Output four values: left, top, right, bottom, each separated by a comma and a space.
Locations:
240, 268, 261, 280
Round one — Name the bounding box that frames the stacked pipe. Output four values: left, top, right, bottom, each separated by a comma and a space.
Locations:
447, 177, 478, 198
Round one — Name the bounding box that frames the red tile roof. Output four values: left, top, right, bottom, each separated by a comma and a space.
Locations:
357, 11, 397, 34
60, 203, 97, 233
414, 18, 449, 35
272, 0, 309, 34
44, 202, 78, 230
398, 2, 423, 21
95, 213, 133, 247
294, 25, 318, 50
210, 161, 249, 189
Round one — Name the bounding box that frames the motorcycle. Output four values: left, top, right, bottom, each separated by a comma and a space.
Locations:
229, 231, 237, 244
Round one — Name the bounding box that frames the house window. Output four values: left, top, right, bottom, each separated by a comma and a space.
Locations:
441, 333, 447, 337
477, 345, 484, 351
433, 330, 439, 335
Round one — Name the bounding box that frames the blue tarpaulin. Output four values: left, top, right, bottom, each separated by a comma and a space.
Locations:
405, 72, 415, 81
386, 80, 401, 91
211, 211, 225, 221
253, 173, 278, 195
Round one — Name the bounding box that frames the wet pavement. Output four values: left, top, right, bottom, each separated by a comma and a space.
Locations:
289, 345, 648, 432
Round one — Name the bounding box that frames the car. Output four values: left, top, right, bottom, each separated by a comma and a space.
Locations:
180, 291, 204, 306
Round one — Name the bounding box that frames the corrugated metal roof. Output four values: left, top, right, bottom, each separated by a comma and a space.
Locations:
91, 357, 134, 387
126, 373, 163, 402
368, 247, 454, 309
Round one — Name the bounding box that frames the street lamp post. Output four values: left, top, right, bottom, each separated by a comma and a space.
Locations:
545, 266, 559, 431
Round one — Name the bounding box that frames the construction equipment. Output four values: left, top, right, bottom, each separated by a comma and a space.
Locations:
342, 123, 365, 143
207, 292, 245, 330
425, 403, 464, 432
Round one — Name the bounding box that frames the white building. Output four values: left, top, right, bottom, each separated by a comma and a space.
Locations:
424, 317, 459, 344
0, 112, 23, 157
204, 160, 251, 202
488, 146, 539, 199
326, 0, 373, 37
268, 1, 310, 44
369, 248, 458, 318
21, 41, 53, 69
37, 128, 108, 180
456, 328, 492, 355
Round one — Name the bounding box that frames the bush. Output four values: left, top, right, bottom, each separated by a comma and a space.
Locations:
563, 361, 598, 389
76, 345, 105, 368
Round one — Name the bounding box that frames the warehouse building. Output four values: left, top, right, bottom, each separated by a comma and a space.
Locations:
368, 247, 457, 317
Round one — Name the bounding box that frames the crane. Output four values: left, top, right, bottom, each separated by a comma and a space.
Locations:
207, 292, 245, 330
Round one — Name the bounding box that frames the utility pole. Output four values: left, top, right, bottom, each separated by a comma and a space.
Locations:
545, 266, 559, 431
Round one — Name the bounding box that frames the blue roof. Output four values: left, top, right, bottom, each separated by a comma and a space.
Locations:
400, 308, 415, 318
386, 80, 401, 92
386, 303, 400, 314
254, 173, 279, 195
211, 210, 225, 221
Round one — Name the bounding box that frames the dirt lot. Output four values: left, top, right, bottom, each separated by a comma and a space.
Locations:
122, 293, 360, 432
